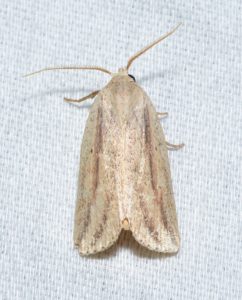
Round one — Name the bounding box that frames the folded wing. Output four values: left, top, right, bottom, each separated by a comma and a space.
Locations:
73, 94, 121, 255
129, 93, 180, 253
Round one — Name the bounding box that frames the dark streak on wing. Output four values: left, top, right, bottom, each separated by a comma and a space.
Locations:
142, 106, 161, 242
158, 189, 168, 229
77, 104, 104, 244
91, 193, 111, 246
140, 197, 160, 243
143, 105, 171, 238
143, 106, 157, 191
92, 106, 103, 198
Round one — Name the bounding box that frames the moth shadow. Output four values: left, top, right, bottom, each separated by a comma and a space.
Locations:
137, 68, 174, 85
88, 230, 177, 259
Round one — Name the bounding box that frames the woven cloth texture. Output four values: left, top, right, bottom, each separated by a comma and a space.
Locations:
0, 1, 241, 299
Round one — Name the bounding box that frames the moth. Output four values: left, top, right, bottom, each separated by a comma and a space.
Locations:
26, 24, 184, 255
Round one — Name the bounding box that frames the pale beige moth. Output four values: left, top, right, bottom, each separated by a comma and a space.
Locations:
26, 24, 184, 255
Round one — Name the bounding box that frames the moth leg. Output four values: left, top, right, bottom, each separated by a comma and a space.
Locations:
166, 141, 184, 150
157, 112, 168, 118
64, 90, 100, 103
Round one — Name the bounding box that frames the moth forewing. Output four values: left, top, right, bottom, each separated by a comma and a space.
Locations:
73, 94, 122, 255
129, 93, 180, 253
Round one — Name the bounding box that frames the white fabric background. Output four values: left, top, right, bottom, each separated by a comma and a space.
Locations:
0, 1, 240, 299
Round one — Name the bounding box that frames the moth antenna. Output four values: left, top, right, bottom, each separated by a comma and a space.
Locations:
23, 66, 112, 77
126, 23, 182, 70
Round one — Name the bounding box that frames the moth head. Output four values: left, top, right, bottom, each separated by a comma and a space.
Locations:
111, 67, 136, 82
112, 67, 128, 77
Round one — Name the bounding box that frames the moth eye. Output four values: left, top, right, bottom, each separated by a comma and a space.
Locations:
128, 74, 136, 82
